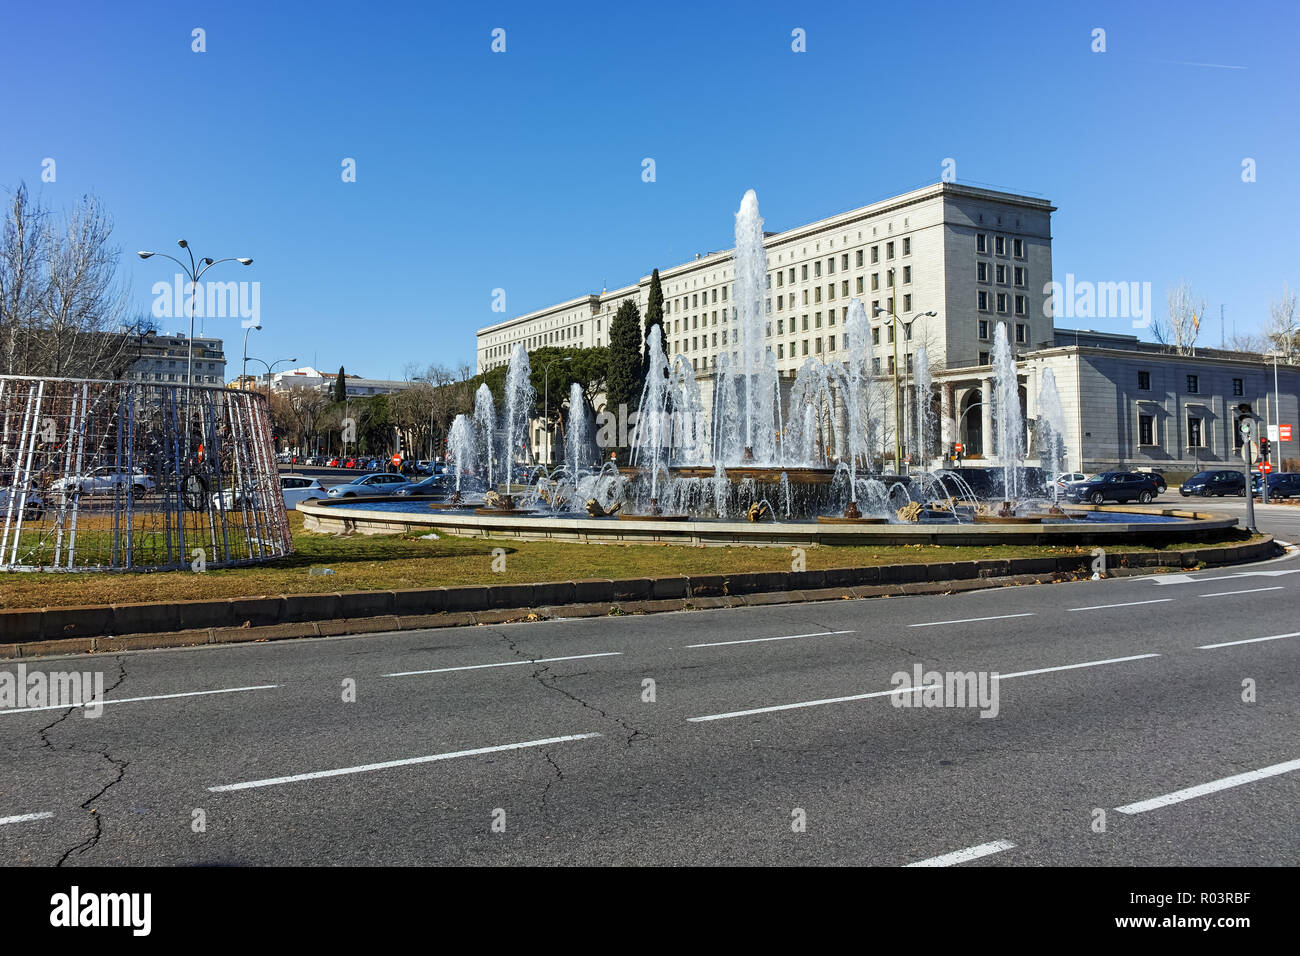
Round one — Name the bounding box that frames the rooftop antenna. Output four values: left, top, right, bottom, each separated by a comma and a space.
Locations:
1220, 304, 1225, 348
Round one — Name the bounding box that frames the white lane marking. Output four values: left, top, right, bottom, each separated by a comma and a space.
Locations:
996, 653, 1161, 681
0, 684, 280, 716
1070, 598, 1173, 612
688, 654, 1160, 722
686, 630, 855, 649
1199, 631, 1300, 650
1199, 586, 1285, 598
382, 652, 621, 677
908, 613, 1035, 628
905, 840, 1017, 867
1115, 758, 1300, 815
0, 811, 53, 826
1150, 564, 1300, 585
208, 733, 602, 792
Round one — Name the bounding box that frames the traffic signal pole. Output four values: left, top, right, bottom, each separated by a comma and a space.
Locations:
1238, 407, 1258, 533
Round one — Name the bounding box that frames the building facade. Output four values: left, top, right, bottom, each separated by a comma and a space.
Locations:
126, 332, 226, 386
477, 182, 1055, 381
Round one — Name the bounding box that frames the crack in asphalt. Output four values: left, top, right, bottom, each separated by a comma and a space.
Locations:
37, 657, 131, 867
496, 629, 649, 749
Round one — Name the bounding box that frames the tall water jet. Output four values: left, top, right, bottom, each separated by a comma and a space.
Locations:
730, 189, 781, 464
565, 381, 589, 476
913, 346, 932, 472
631, 324, 671, 513
990, 322, 1024, 504
473, 384, 496, 490
1035, 368, 1067, 506
447, 413, 476, 498
500, 344, 535, 496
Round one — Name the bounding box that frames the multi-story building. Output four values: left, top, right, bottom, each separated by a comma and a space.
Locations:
126, 332, 226, 386
477, 182, 1055, 379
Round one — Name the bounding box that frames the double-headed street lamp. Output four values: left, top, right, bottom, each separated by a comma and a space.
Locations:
543, 356, 573, 465
244, 356, 297, 388
875, 279, 937, 474
137, 240, 253, 390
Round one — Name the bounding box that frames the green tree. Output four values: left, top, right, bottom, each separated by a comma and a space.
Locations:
605, 299, 642, 462
334, 366, 347, 403
644, 268, 667, 366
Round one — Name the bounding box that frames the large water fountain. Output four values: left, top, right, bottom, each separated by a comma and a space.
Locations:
305, 187, 1222, 547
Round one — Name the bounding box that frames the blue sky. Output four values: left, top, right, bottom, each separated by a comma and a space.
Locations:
3, 0, 1296, 379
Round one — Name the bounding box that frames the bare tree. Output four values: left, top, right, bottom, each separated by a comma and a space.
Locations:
0, 184, 139, 378
0, 184, 48, 375
1158, 280, 1205, 356
1264, 283, 1298, 360
285, 388, 329, 453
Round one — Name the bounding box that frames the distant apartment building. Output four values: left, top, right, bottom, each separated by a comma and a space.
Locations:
259, 366, 409, 397
126, 332, 226, 386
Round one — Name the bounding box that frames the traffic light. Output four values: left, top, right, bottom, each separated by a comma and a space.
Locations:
1260, 437, 1270, 460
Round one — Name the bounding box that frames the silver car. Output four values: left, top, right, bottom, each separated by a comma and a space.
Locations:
326, 473, 414, 498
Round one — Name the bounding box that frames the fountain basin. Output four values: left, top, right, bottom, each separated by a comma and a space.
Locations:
301, 499, 1234, 548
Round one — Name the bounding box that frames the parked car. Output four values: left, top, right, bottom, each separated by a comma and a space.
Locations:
326, 473, 415, 498
51, 466, 156, 496
1179, 470, 1247, 497
0, 475, 46, 519
394, 475, 452, 497
1053, 472, 1088, 492
1068, 471, 1161, 504
212, 475, 327, 511
1253, 472, 1300, 499
1136, 469, 1167, 494
326, 457, 341, 467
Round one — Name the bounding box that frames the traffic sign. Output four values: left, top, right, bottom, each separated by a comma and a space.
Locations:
391, 454, 402, 467
1262, 462, 1273, 474
1282, 424, 1293, 442
954, 442, 964, 454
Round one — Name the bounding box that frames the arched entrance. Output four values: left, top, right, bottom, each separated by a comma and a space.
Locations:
960, 389, 983, 456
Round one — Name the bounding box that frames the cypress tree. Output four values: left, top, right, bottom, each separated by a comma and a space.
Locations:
643, 268, 667, 376
334, 366, 347, 404
605, 299, 643, 460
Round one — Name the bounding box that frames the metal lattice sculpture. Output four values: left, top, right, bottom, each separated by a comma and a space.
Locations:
0, 375, 292, 571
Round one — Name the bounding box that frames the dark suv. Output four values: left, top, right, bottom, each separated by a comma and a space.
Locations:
1068, 471, 1161, 504
1253, 472, 1300, 499
1179, 470, 1247, 497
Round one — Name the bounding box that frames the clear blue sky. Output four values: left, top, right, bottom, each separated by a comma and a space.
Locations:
3, 0, 1296, 379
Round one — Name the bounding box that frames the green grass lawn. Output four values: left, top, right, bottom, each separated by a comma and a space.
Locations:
0, 511, 1253, 610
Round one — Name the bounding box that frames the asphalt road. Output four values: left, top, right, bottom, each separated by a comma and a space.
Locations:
2, 544, 1296, 866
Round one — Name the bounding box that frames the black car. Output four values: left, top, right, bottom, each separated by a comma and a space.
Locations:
1138, 470, 1167, 494
1068, 471, 1161, 504
1179, 470, 1247, 497
1253, 472, 1300, 499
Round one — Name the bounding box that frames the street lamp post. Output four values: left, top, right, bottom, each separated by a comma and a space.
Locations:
875, 287, 936, 474
542, 356, 572, 466
137, 241, 253, 390
241, 323, 262, 388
